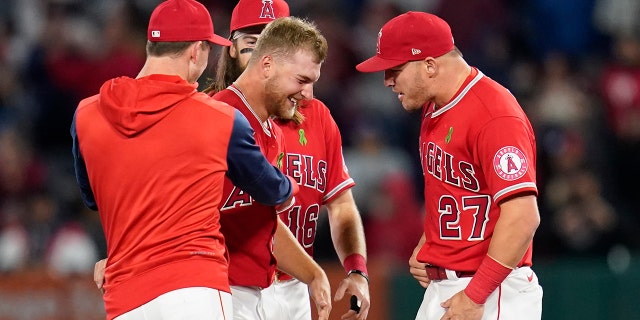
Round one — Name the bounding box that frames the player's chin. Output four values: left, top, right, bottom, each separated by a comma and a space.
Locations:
402, 101, 421, 112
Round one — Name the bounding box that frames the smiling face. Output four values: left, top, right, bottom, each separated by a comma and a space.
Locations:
383, 60, 432, 111
264, 49, 320, 119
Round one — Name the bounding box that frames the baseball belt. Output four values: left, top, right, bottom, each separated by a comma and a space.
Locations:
425, 265, 475, 281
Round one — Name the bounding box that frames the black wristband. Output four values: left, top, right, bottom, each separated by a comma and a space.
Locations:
347, 269, 370, 284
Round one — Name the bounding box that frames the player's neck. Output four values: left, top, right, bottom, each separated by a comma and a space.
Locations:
436, 63, 472, 108
233, 76, 269, 123
138, 56, 191, 83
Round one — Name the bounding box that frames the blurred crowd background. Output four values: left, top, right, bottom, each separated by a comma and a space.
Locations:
0, 0, 639, 319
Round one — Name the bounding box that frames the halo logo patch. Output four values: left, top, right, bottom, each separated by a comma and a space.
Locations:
493, 146, 528, 181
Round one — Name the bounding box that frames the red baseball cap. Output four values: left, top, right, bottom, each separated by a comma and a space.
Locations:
356, 11, 454, 73
148, 0, 232, 46
230, 0, 290, 33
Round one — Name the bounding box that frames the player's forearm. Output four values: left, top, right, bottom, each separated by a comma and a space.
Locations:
329, 211, 367, 264
331, 222, 366, 265
487, 195, 540, 267
274, 218, 323, 284
326, 190, 367, 263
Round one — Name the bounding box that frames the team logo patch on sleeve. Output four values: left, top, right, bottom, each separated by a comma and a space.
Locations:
493, 146, 528, 181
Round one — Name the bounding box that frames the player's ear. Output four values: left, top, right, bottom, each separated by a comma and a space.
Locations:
424, 57, 437, 74
230, 43, 238, 58
260, 55, 273, 78
187, 42, 198, 62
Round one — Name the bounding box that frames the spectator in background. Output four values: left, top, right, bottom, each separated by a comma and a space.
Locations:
16, 0, 147, 155
343, 124, 414, 218
0, 199, 29, 273
523, 0, 605, 59
46, 218, 99, 277
0, 126, 46, 198
347, 2, 408, 147
364, 172, 423, 266
519, 49, 626, 257
539, 130, 620, 255
598, 35, 640, 210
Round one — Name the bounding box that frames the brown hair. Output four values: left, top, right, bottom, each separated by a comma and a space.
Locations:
203, 44, 245, 94
146, 41, 207, 57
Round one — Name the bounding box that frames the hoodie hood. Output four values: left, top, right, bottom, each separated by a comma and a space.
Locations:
99, 74, 198, 137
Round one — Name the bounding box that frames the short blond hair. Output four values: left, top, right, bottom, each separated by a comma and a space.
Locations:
250, 17, 328, 65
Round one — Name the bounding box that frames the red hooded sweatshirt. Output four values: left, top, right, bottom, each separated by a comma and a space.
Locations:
71, 74, 293, 319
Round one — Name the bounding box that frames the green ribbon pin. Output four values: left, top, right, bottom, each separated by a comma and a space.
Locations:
445, 127, 453, 144
299, 129, 307, 146
277, 152, 284, 170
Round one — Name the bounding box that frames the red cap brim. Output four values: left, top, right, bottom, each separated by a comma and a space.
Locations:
356, 56, 407, 73
208, 34, 232, 46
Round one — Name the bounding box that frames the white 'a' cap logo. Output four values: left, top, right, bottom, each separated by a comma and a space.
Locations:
260, 0, 275, 19
376, 30, 382, 54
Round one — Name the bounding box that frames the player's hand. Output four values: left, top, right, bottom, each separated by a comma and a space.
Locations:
409, 245, 430, 288
309, 269, 332, 320
94, 258, 108, 294
440, 290, 484, 320
334, 272, 370, 319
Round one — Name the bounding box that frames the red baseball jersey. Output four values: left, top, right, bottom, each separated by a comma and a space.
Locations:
276, 99, 355, 258
417, 68, 537, 271
212, 85, 285, 288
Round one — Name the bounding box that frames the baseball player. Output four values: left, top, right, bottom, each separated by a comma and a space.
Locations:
205, 1, 370, 319
72, 0, 297, 319
210, 16, 332, 320
356, 12, 543, 320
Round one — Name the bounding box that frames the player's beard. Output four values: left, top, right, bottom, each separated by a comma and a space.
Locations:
402, 69, 429, 112
265, 77, 297, 120
401, 73, 429, 111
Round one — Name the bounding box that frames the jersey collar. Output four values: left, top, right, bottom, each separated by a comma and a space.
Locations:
430, 67, 483, 118
229, 84, 272, 137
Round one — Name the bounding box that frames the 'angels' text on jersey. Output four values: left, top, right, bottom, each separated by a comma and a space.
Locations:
285, 153, 327, 193
421, 141, 480, 192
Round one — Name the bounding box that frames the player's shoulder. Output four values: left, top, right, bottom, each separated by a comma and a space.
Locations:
473, 74, 524, 118
211, 88, 232, 100
304, 98, 329, 112
77, 94, 100, 110
190, 91, 236, 118
75, 94, 101, 119
212, 88, 244, 110
299, 98, 334, 121
474, 74, 513, 99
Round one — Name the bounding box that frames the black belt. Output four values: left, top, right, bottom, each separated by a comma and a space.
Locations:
425, 265, 475, 281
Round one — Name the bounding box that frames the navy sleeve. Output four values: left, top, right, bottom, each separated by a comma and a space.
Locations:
226, 109, 292, 206
70, 112, 98, 210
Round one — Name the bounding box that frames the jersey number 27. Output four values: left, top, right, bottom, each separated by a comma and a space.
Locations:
439, 195, 490, 241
